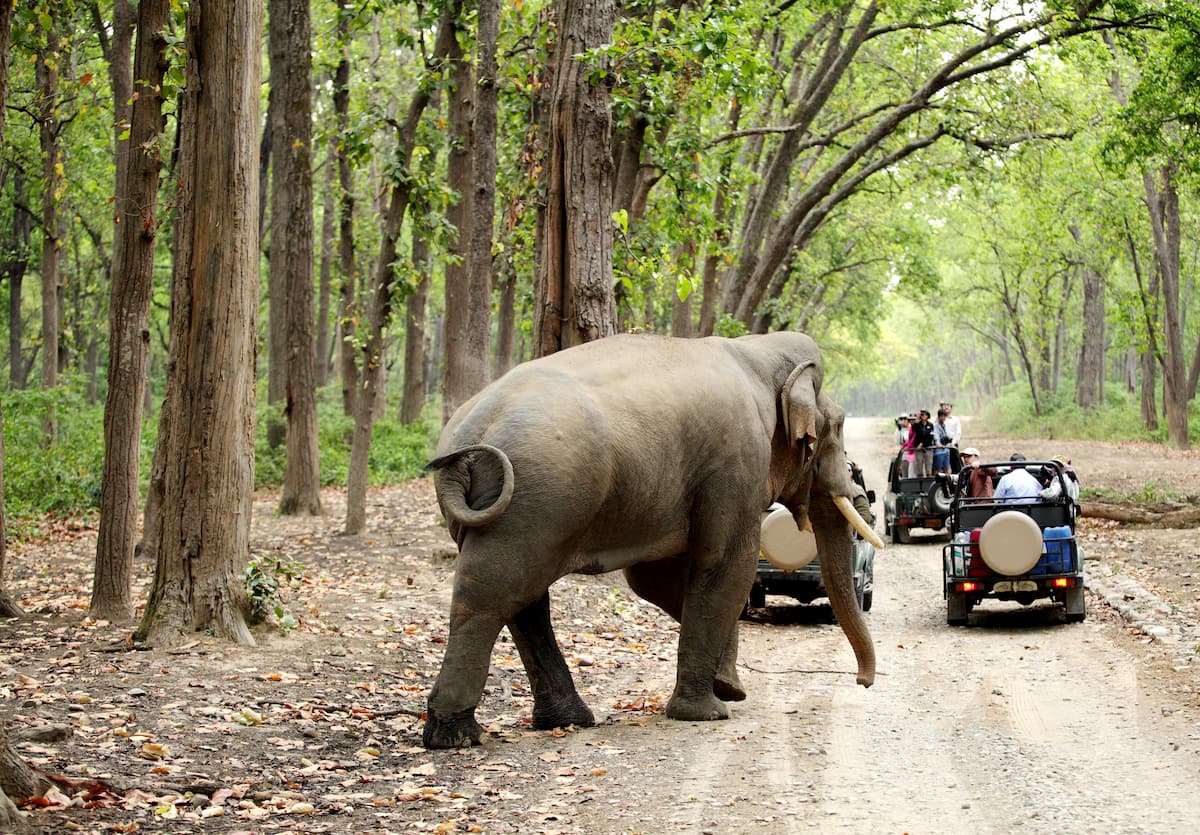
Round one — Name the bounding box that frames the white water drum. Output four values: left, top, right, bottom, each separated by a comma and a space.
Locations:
760, 506, 819, 570
978, 510, 1043, 576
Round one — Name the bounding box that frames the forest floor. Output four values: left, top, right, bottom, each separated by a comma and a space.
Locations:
4, 418, 1200, 833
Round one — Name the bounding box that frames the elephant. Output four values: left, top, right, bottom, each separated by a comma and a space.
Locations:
422, 331, 882, 749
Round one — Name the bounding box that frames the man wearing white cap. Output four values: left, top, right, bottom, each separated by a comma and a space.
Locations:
959, 447, 996, 498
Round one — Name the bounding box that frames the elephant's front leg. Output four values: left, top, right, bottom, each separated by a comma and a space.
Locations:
624, 556, 747, 702
507, 592, 595, 730
667, 518, 758, 721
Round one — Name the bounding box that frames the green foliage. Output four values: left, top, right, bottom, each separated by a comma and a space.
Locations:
982, 380, 1157, 442
244, 553, 304, 628
1, 383, 110, 531
1128, 478, 1183, 504
254, 389, 438, 489
2, 382, 438, 539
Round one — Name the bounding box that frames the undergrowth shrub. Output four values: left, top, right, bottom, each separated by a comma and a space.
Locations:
3, 381, 439, 539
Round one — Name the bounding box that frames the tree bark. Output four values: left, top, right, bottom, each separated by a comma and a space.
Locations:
5, 171, 31, 388
1072, 226, 1106, 410
35, 12, 62, 432
270, 0, 322, 516
400, 233, 430, 425
135, 0, 262, 647
1080, 500, 1200, 528
0, 1, 16, 619
0, 725, 44, 829
344, 7, 458, 534
534, 0, 618, 357
1143, 165, 1190, 448
464, 0, 500, 392
333, 5, 359, 417
92, 0, 170, 623
316, 147, 335, 387
440, 9, 473, 424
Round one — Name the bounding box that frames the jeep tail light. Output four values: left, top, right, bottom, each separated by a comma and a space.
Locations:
1051, 577, 1075, 588
957, 581, 980, 593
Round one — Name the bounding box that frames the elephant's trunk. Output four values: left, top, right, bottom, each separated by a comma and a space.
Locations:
810, 492, 876, 687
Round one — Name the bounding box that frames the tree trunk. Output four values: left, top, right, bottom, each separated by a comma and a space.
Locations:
344, 7, 458, 535
533, 0, 618, 357
1143, 165, 1189, 448
464, 0, 500, 394
316, 146, 335, 387
0, 725, 45, 828
5, 172, 31, 388
36, 12, 61, 433
333, 5, 358, 417
440, 10, 473, 424
1074, 246, 1105, 410
492, 264, 516, 378
135, 0, 262, 647
92, 0, 170, 623
0, 1, 17, 620
400, 234, 430, 425
270, 0, 322, 516
0, 399, 20, 618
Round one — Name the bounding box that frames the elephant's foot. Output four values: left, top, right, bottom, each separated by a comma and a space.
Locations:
666, 691, 730, 722
714, 671, 746, 702
532, 693, 595, 730
422, 707, 485, 749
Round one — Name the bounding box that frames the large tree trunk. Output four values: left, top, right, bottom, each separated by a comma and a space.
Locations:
92, 0, 170, 623
270, 0, 322, 516
440, 11, 473, 424
344, 8, 458, 534
464, 0, 500, 392
135, 0, 262, 647
533, 0, 618, 357
0, 725, 44, 830
333, 5, 359, 417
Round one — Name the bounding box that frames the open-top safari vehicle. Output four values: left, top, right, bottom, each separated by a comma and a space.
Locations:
941, 460, 1085, 626
750, 462, 877, 613
884, 449, 956, 543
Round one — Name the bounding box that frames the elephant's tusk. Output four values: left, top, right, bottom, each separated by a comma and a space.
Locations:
834, 495, 885, 550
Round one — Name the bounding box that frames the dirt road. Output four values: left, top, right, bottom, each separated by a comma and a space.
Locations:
11, 419, 1200, 833
546, 418, 1200, 833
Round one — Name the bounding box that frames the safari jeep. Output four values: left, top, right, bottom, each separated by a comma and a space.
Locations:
884, 449, 955, 543
749, 465, 876, 612
941, 460, 1086, 626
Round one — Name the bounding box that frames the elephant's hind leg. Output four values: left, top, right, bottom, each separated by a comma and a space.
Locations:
625, 557, 747, 703
508, 592, 595, 730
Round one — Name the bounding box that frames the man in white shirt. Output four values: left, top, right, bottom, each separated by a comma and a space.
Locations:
993, 453, 1041, 501
940, 401, 962, 447
1039, 455, 1080, 502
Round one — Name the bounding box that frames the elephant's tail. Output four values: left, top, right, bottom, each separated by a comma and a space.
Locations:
426, 444, 514, 528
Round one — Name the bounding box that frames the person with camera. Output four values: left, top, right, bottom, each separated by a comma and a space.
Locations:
910, 409, 935, 477
932, 408, 954, 475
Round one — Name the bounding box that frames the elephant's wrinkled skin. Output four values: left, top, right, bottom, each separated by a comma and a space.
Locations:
423, 331, 878, 749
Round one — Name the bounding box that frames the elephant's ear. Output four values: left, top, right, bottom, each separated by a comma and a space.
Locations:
781, 360, 824, 452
